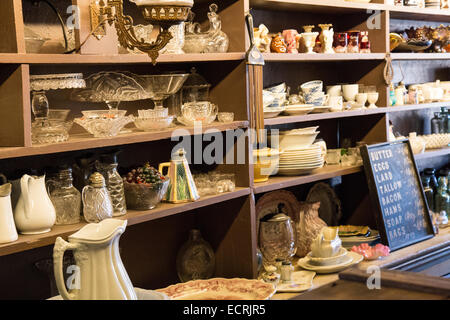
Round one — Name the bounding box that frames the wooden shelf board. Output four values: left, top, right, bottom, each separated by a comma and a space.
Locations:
384, 102, 450, 113
0, 121, 248, 159
0, 187, 251, 257
388, 5, 450, 21
414, 147, 450, 161
264, 108, 386, 125
252, 164, 362, 194
263, 53, 386, 62
250, 0, 384, 13
264, 102, 450, 126
391, 53, 450, 60
0, 52, 246, 64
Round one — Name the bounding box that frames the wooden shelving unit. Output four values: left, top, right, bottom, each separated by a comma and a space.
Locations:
0, 0, 448, 299
0, 187, 251, 257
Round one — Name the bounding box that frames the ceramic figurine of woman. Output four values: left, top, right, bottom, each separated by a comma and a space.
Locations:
319, 24, 335, 54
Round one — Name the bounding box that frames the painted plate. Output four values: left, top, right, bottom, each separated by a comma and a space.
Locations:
297, 251, 364, 274
275, 271, 316, 293
157, 278, 276, 300
306, 182, 342, 226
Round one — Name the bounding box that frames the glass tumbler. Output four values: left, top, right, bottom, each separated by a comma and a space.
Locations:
334, 32, 348, 53
347, 31, 360, 53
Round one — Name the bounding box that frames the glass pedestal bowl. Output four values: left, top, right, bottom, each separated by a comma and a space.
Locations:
123, 179, 170, 210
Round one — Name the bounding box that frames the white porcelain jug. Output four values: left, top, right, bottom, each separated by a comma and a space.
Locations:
0, 183, 18, 244
53, 219, 137, 300
310, 227, 342, 258
14, 174, 56, 234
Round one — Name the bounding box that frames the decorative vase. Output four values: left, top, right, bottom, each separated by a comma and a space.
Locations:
176, 229, 215, 282
319, 24, 335, 54
294, 202, 327, 257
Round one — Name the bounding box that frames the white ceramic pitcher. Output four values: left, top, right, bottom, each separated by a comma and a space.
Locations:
14, 174, 56, 234
53, 219, 137, 300
0, 183, 18, 244
310, 227, 342, 258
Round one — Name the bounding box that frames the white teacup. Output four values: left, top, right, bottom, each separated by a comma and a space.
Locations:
342, 84, 359, 102
326, 85, 342, 97
328, 95, 343, 108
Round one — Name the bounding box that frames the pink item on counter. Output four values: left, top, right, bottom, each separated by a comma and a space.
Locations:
351, 243, 390, 260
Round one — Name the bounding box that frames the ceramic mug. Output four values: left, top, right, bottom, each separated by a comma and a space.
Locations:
342, 84, 359, 102
300, 80, 323, 95
328, 95, 343, 108
326, 85, 342, 97
282, 29, 299, 54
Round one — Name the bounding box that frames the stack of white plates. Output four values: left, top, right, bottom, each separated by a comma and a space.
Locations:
278, 144, 325, 175
340, 230, 380, 249
284, 104, 315, 116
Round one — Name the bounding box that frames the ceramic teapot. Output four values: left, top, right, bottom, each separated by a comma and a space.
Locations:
53, 219, 137, 300
14, 174, 56, 234
310, 226, 342, 258
0, 182, 18, 244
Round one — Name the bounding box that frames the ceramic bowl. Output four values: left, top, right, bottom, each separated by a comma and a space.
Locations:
300, 80, 323, 95
307, 247, 349, 266
265, 82, 286, 93
306, 93, 328, 106
284, 105, 314, 115
284, 126, 319, 134
270, 92, 287, 107
263, 90, 275, 107
278, 131, 320, 151
134, 116, 174, 131
253, 148, 281, 182
264, 107, 285, 118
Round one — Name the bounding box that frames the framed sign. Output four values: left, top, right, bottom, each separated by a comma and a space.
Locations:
361, 140, 435, 251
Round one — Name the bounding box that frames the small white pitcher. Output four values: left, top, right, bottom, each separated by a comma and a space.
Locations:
311, 227, 342, 258
0, 183, 18, 243
14, 174, 56, 234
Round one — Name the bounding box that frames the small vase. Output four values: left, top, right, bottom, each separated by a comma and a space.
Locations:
176, 229, 215, 282
294, 202, 327, 257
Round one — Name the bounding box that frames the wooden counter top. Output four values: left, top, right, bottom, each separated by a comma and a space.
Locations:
272, 226, 450, 300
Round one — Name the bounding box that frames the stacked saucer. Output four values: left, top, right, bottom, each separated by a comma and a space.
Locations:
298, 248, 363, 274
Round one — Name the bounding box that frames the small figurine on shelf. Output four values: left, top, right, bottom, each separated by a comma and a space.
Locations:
319, 24, 335, 54
347, 31, 360, 53
270, 33, 287, 53
282, 29, 300, 53
301, 25, 319, 54
254, 24, 272, 53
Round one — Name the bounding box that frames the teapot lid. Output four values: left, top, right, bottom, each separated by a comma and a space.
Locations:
267, 213, 290, 222
183, 67, 211, 89
69, 218, 127, 242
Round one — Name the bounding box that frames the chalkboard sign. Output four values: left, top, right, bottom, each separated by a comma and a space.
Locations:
361, 140, 435, 251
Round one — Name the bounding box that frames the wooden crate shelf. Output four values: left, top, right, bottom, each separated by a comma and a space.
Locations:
252, 164, 363, 194
414, 147, 450, 161
0, 121, 249, 159
263, 53, 386, 62
0, 53, 246, 65
390, 53, 450, 61
0, 187, 251, 257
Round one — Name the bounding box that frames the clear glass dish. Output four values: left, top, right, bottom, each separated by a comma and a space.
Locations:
134, 116, 174, 131
30, 73, 86, 91
81, 110, 127, 119
74, 115, 134, 138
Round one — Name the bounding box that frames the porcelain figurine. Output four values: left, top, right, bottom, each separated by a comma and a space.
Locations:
270, 33, 287, 53
294, 202, 327, 257
254, 24, 271, 53
0, 183, 18, 244
310, 226, 342, 258
319, 24, 335, 54
53, 219, 137, 300
282, 29, 299, 54
14, 174, 56, 234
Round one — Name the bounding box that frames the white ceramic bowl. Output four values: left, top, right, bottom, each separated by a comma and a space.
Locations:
265, 82, 286, 93
307, 247, 349, 266
278, 131, 320, 151
264, 107, 285, 118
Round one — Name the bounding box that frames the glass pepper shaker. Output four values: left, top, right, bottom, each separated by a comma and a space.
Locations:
82, 172, 113, 223
96, 151, 126, 216
47, 166, 81, 225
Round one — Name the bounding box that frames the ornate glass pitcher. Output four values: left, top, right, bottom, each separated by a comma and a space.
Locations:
53, 219, 137, 300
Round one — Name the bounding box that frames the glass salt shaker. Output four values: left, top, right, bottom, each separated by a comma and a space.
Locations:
47, 166, 81, 225
96, 152, 127, 216
280, 261, 294, 283
82, 172, 113, 223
